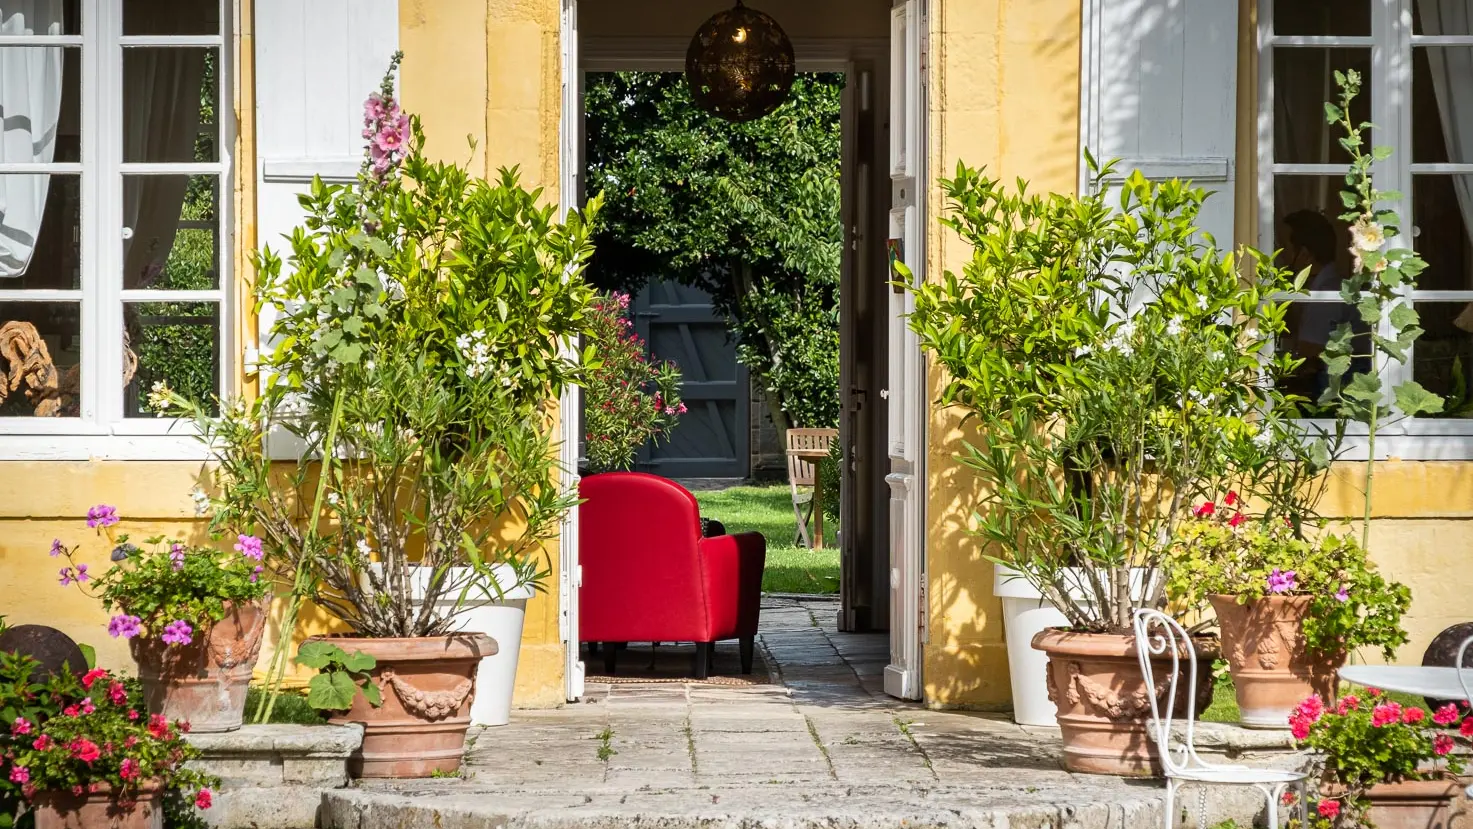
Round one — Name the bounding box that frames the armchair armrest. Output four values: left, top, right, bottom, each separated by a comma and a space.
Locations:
697, 531, 766, 640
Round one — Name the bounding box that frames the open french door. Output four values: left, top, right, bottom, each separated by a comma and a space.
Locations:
558, 0, 585, 702
883, 0, 927, 701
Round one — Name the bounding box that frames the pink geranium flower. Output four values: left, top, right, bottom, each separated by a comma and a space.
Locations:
1193, 502, 1215, 517
1371, 701, 1403, 727
1433, 704, 1461, 726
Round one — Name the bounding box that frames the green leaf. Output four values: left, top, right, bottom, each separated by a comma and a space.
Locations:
1394, 380, 1445, 416
295, 640, 340, 670
1344, 371, 1382, 403
359, 679, 383, 708
340, 649, 376, 673
78, 643, 96, 670
306, 671, 359, 711
366, 236, 394, 258
1388, 303, 1419, 330
1356, 297, 1381, 324
330, 342, 364, 364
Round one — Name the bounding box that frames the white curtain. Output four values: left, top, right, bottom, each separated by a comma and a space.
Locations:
1420, 0, 1473, 254
0, 0, 65, 278
121, 0, 207, 289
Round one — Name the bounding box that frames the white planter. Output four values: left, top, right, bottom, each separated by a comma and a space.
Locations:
372, 564, 536, 727
994, 565, 1069, 727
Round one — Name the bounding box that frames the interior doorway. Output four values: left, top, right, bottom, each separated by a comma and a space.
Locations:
559, 0, 927, 703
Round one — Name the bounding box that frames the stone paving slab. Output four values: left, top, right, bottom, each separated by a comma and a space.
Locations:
316, 598, 1250, 829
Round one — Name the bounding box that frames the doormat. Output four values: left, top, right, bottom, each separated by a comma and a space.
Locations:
583, 642, 773, 686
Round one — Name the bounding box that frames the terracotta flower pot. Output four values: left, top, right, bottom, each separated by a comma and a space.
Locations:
31, 782, 163, 829
1361, 778, 1466, 829
318, 633, 496, 778
1210, 594, 1343, 729
1033, 627, 1214, 777
131, 598, 270, 733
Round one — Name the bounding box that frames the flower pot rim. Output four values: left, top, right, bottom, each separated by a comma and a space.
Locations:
306, 632, 497, 661
1031, 625, 1214, 658
1209, 593, 1316, 606
31, 779, 165, 801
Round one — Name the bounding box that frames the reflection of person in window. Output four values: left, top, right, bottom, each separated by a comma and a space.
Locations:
1282, 211, 1367, 400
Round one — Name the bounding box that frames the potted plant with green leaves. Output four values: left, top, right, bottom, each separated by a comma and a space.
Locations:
905, 156, 1301, 774
1289, 692, 1472, 829
158, 55, 601, 776
581, 290, 684, 475
0, 655, 217, 829
51, 509, 271, 733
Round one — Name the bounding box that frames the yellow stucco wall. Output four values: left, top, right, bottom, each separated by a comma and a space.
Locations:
921, 0, 1082, 710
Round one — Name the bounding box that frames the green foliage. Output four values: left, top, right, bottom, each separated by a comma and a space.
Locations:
158, 56, 599, 647
1166, 513, 1409, 659
1319, 72, 1442, 552
0, 659, 216, 817
582, 292, 685, 473
583, 71, 842, 429
1293, 693, 1470, 829
908, 156, 1305, 633
295, 641, 381, 712
818, 440, 842, 528
52, 519, 269, 645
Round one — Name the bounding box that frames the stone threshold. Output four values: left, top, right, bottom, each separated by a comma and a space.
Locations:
185, 724, 363, 829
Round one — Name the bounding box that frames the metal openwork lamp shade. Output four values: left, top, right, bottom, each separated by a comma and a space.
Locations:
684, 1, 795, 123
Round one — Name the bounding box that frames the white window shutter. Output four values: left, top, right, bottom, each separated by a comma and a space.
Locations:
252, 0, 399, 380
1081, 0, 1239, 248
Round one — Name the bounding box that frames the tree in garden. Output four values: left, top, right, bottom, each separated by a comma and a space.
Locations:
583, 71, 842, 432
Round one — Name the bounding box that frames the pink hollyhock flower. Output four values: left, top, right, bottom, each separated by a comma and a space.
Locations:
70, 738, 100, 763
85, 504, 119, 528
1318, 800, 1341, 819
11, 717, 31, 736
1433, 704, 1461, 726
233, 534, 264, 561
1402, 707, 1425, 724
1434, 734, 1455, 756
1371, 701, 1403, 727
119, 758, 140, 781
81, 668, 107, 689
8, 766, 28, 785
195, 789, 213, 810
363, 93, 387, 123
1193, 502, 1216, 517
1227, 512, 1245, 529
373, 125, 403, 154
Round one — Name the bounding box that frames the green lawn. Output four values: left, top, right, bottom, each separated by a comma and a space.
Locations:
1200, 674, 1429, 723
693, 484, 840, 595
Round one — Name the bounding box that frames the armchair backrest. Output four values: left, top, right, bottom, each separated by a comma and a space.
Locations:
578, 472, 711, 643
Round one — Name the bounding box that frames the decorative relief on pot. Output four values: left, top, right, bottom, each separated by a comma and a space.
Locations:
383, 671, 473, 720
209, 604, 268, 673
1063, 661, 1166, 721
1045, 664, 1059, 704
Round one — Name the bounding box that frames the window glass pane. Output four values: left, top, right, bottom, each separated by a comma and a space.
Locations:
0, 47, 82, 164
123, 0, 220, 36
1275, 0, 1370, 37
123, 175, 218, 290
1273, 48, 1371, 165
1412, 175, 1473, 292
1279, 301, 1372, 409
123, 47, 219, 164
1412, 302, 1473, 417
0, 1, 79, 36
0, 301, 80, 417
1414, 3, 1472, 36
0, 173, 80, 290
1412, 47, 1473, 164
1273, 176, 1356, 279
124, 301, 219, 418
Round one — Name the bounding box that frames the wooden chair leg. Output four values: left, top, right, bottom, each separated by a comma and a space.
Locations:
792, 498, 813, 548
693, 642, 711, 680
739, 636, 755, 675
603, 642, 619, 675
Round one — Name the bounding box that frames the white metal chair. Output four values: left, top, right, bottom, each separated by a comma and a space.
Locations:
1133, 609, 1311, 829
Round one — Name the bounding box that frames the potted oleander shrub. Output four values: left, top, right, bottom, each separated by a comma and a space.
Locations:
1291, 693, 1473, 829
581, 290, 685, 475
0, 654, 216, 829
52, 510, 271, 733
158, 55, 601, 776
905, 156, 1302, 775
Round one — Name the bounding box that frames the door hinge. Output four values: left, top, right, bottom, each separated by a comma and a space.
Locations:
918, 581, 928, 636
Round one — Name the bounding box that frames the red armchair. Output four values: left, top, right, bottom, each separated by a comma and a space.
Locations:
578, 472, 766, 678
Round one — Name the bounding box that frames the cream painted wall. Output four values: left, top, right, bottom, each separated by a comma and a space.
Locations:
921, 0, 1082, 710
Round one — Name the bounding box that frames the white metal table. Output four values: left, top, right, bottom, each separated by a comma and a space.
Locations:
1337, 665, 1472, 702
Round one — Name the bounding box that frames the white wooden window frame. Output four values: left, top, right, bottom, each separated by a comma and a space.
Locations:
1258, 0, 1473, 459
0, 0, 233, 461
